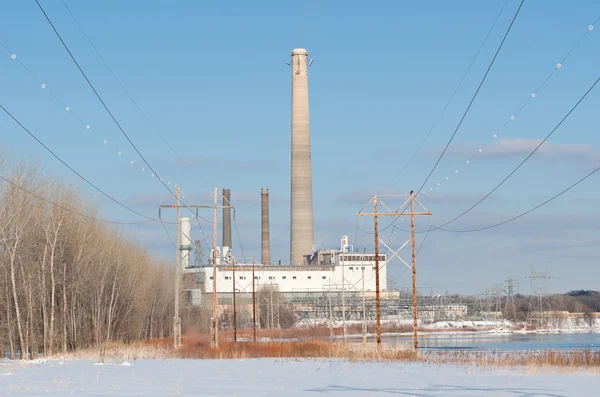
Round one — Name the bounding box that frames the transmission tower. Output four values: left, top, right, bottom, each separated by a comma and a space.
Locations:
526, 264, 552, 328
504, 271, 518, 324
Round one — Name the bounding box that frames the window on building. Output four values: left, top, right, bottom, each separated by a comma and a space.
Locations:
239, 276, 244, 280
225, 276, 230, 280
322, 276, 326, 280
210, 276, 213, 280
293, 276, 297, 280
254, 276, 258, 280
282, 276, 287, 280
349, 267, 353, 270
269, 276, 274, 280
307, 276, 312, 280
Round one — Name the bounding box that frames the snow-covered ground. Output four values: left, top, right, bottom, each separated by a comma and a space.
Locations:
297, 317, 600, 334
0, 358, 597, 396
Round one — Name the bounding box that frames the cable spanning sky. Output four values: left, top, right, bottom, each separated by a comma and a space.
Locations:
1, 0, 599, 294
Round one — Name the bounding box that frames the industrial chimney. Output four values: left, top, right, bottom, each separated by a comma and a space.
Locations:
222, 189, 232, 250
290, 48, 314, 265
261, 188, 270, 265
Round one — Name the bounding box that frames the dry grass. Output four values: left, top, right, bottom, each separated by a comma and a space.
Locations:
427, 349, 600, 373
52, 332, 600, 375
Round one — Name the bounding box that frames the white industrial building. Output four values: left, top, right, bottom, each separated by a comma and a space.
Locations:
183, 236, 387, 305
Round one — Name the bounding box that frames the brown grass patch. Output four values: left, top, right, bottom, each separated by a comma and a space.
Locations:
53, 331, 600, 375
427, 349, 600, 372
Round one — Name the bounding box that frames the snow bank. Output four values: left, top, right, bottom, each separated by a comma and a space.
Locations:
297, 317, 600, 335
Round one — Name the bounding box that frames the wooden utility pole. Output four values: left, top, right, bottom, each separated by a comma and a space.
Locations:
174, 187, 182, 348
158, 186, 183, 348
159, 186, 235, 349
357, 191, 431, 352
211, 186, 218, 347
251, 258, 256, 342
232, 256, 237, 342
410, 190, 418, 351
362, 266, 367, 346
341, 259, 347, 344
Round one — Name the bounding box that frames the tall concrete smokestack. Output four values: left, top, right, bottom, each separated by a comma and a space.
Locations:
222, 189, 232, 249
261, 188, 270, 265
290, 48, 314, 265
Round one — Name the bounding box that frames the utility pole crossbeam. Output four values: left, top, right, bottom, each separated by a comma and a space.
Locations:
357, 191, 432, 353
159, 186, 235, 350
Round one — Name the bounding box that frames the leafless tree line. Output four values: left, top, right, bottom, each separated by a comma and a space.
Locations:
0, 154, 174, 359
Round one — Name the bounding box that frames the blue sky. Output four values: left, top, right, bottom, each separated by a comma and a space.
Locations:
1, 0, 600, 295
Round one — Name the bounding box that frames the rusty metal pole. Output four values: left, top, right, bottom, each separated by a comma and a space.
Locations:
252, 258, 256, 342
232, 258, 237, 342
410, 190, 418, 352
373, 194, 381, 350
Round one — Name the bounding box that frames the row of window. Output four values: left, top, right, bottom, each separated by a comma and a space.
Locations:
342, 255, 385, 262
210, 275, 329, 281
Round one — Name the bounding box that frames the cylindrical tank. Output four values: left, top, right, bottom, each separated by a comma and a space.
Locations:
181, 217, 191, 268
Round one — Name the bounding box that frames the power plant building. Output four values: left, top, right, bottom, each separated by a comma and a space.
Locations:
180, 48, 390, 306
183, 237, 387, 305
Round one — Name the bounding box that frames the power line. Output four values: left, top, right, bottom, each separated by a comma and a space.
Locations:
0, 39, 147, 177
59, 0, 213, 188
0, 173, 152, 225
159, 220, 177, 249
34, 0, 190, 212
439, 164, 600, 233
233, 217, 246, 259
383, 0, 510, 191
413, 13, 600, 198
437, 74, 600, 228
413, 0, 525, 197
373, 0, 525, 237
0, 103, 165, 223
378, 12, 600, 241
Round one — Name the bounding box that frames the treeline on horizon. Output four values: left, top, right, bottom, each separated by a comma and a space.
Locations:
0, 153, 174, 359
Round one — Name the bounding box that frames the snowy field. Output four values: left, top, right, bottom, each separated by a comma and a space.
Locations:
0, 358, 597, 396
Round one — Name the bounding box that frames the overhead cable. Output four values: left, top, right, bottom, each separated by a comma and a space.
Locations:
383, 0, 510, 191
0, 173, 153, 225
59, 0, 213, 188
437, 74, 600, 228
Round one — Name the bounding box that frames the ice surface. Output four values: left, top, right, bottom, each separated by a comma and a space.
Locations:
0, 358, 597, 396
